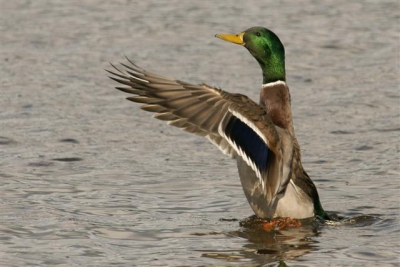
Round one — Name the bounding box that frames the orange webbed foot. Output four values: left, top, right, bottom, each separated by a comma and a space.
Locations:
262, 217, 302, 231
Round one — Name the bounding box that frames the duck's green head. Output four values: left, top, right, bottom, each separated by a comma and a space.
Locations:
216, 27, 285, 84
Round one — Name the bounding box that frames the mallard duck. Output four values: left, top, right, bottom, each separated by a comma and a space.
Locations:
108, 26, 330, 220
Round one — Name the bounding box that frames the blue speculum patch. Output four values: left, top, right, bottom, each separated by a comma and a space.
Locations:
224, 115, 270, 174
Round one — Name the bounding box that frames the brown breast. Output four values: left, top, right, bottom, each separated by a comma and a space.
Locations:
259, 81, 293, 132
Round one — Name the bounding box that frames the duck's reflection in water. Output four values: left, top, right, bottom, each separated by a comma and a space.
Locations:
201, 216, 322, 266
200, 214, 378, 265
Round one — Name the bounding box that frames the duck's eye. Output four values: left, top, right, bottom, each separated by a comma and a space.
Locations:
256, 32, 261, 37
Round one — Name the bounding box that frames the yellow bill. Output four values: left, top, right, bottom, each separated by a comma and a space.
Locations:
215, 32, 245, 45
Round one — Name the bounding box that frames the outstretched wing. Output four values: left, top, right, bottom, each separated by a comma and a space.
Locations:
107, 59, 237, 157
107, 58, 292, 204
